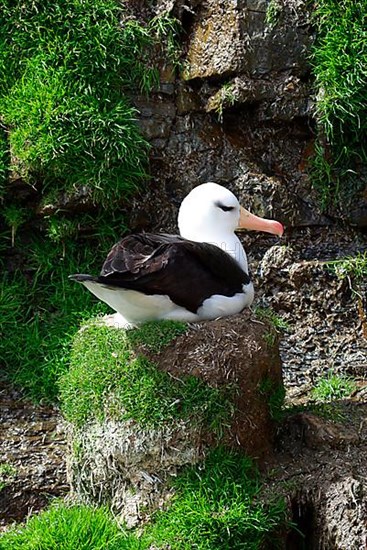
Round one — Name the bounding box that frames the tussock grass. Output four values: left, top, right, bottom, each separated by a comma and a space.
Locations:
2, 60, 148, 204
258, 378, 286, 423
254, 306, 289, 332
0, 1, 178, 203
0, 503, 139, 550
0, 463, 17, 492
0, 127, 8, 197
312, 372, 357, 402
0, 237, 109, 401
324, 251, 367, 300
142, 447, 288, 549
310, 0, 367, 207
60, 322, 231, 430
326, 251, 367, 282
0, 451, 290, 549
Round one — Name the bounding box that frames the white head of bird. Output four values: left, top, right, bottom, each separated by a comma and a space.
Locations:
178, 182, 283, 272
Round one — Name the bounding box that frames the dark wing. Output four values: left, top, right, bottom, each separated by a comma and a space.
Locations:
97, 233, 250, 313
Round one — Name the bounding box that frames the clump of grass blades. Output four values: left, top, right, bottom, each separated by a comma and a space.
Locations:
0, 127, 8, 197
59, 322, 232, 431
324, 251, 367, 300
1, 59, 148, 204
326, 251, 367, 282
254, 306, 289, 332
142, 447, 288, 549
310, 0, 367, 208
0, 463, 17, 492
311, 372, 356, 402
0, 503, 140, 550
0, 451, 289, 549
258, 378, 286, 422
0, 0, 179, 203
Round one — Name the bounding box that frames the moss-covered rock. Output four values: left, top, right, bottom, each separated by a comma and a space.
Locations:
60, 320, 228, 430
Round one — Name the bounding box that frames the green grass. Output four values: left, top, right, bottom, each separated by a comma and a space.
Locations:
326, 251, 367, 281
311, 372, 357, 402
2, 205, 30, 247
0, 236, 110, 401
0, 2, 180, 403
1, 58, 148, 204
265, 0, 282, 28
310, 0, 367, 207
0, 503, 139, 550
142, 447, 288, 549
0, 126, 8, 198
0, 1, 179, 204
324, 252, 367, 299
0, 450, 290, 549
0, 463, 16, 492
59, 322, 232, 431
254, 307, 290, 332
214, 83, 238, 122
258, 379, 286, 423
254, 307, 289, 347
127, 319, 188, 352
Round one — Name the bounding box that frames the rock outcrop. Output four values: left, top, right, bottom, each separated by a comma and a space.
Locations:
278, 405, 367, 550
129, 0, 330, 234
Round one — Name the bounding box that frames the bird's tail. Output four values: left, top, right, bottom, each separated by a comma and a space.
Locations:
69, 274, 98, 283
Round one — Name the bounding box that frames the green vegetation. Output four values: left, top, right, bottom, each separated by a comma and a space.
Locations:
254, 307, 289, 348
60, 322, 232, 431
0, 1, 179, 203
143, 447, 288, 549
0, 1, 179, 402
265, 0, 282, 28
310, 0, 367, 208
127, 319, 187, 352
0, 126, 8, 196
215, 83, 237, 122
326, 251, 367, 283
0, 237, 113, 401
0, 503, 139, 550
258, 378, 286, 422
254, 307, 290, 332
0, 463, 16, 492
324, 252, 367, 305
311, 372, 356, 402
2, 205, 29, 247
0, 450, 290, 550
308, 402, 348, 423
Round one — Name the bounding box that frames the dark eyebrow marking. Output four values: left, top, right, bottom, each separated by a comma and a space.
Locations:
215, 201, 235, 212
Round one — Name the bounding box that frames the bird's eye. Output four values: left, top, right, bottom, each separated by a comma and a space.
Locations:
216, 202, 235, 212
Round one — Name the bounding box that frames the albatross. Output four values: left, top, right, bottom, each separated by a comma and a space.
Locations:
69, 182, 283, 326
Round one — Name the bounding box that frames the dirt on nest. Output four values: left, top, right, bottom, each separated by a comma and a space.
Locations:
142, 311, 283, 461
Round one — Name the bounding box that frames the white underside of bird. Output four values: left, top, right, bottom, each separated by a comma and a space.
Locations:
82, 281, 253, 328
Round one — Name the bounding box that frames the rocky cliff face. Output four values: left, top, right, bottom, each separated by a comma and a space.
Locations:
130, 0, 328, 233
130, 0, 366, 390
128, 7, 367, 546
